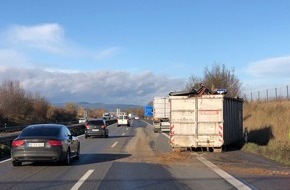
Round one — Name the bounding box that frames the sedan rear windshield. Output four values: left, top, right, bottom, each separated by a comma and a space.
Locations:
20, 127, 61, 137
87, 120, 104, 126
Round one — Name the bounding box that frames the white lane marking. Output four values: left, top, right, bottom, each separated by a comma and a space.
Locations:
195, 154, 253, 190
122, 133, 126, 136
143, 120, 153, 127
70, 169, 94, 190
162, 132, 170, 138
151, 121, 252, 190
111, 141, 118, 148
126, 128, 129, 130
0, 158, 11, 164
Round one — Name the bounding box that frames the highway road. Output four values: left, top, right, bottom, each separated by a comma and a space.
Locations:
0, 119, 289, 190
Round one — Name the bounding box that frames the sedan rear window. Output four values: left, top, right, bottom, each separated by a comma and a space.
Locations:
20, 127, 61, 137
87, 120, 104, 126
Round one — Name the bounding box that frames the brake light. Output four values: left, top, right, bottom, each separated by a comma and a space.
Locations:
12, 140, 25, 147
48, 140, 62, 146
101, 125, 106, 129
85, 124, 90, 129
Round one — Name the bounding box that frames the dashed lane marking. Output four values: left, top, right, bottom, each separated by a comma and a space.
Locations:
111, 141, 118, 148
70, 169, 94, 190
0, 158, 11, 164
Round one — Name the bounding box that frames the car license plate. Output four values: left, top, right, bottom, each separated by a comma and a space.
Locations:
28, 143, 45, 147
92, 129, 99, 132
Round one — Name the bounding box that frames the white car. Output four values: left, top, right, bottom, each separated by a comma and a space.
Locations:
134, 116, 139, 120
117, 115, 130, 126
79, 118, 86, 123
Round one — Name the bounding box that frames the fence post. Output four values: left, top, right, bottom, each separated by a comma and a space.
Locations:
287, 85, 289, 100
251, 92, 253, 102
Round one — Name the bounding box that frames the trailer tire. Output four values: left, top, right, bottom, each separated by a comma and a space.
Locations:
213, 147, 222, 153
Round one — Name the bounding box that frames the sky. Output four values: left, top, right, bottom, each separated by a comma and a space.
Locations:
1, 1, 290, 105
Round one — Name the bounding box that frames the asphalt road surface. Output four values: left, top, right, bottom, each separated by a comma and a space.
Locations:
0, 119, 289, 190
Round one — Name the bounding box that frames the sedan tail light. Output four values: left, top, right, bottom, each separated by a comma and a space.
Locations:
48, 140, 62, 146
12, 140, 25, 147
101, 125, 106, 129
85, 124, 90, 129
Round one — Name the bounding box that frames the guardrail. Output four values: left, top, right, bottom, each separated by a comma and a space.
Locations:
0, 126, 26, 134
0, 119, 117, 160
0, 119, 117, 144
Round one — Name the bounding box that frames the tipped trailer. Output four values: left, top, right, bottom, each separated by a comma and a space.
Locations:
169, 94, 243, 152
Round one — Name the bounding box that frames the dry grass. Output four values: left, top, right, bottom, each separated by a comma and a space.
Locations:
242, 100, 290, 166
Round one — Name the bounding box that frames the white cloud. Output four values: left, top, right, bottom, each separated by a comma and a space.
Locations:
6, 23, 65, 53
0, 66, 184, 105
247, 56, 290, 77
1, 23, 120, 60
0, 23, 182, 105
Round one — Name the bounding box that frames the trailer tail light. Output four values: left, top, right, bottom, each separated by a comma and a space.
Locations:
12, 140, 25, 147
48, 140, 62, 146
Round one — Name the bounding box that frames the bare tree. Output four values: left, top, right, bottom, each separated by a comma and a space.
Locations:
31, 93, 49, 123
64, 103, 78, 117
184, 75, 203, 91
185, 63, 241, 97
203, 64, 241, 97
0, 80, 33, 124
0, 80, 50, 125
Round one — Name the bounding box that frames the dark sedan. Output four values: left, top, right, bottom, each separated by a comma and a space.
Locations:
11, 124, 80, 166
85, 118, 108, 138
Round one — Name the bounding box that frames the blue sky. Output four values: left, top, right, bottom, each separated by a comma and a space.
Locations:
1, 1, 290, 105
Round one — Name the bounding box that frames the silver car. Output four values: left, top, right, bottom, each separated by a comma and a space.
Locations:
11, 124, 80, 166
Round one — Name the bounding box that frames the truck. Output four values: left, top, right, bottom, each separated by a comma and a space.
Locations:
128, 113, 135, 120
169, 94, 243, 152
153, 97, 170, 133
102, 112, 110, 120
117, 114, 130, 127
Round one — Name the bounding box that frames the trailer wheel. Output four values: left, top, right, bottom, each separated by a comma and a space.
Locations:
173, 147, 183, 152
213, 147, 222, 153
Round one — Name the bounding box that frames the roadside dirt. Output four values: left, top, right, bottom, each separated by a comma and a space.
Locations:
219, 165, 290, 176
121, 127, 200, 165
202, 152, 290, 176
120, 127, 290, 177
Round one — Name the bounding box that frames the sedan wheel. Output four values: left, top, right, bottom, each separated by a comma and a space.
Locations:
12, 161, 22, 167
76, 144, 80, 160
63, 150, 71, 166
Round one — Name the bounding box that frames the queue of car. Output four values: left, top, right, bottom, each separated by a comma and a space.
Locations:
10, 114, 140, 166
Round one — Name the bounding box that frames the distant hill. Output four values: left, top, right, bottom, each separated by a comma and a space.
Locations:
52, 102, 143, 111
